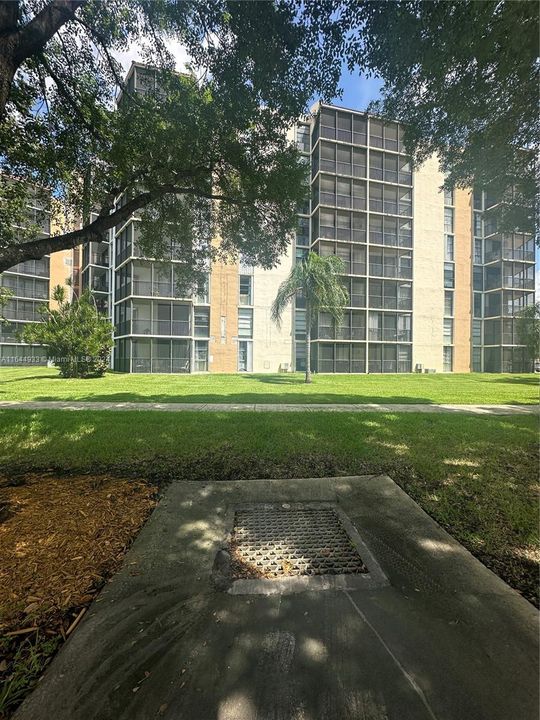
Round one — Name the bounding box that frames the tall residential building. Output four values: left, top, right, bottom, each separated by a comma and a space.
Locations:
0, 188, 74, 366
77, 66, 535, 375
105, 63, 293, 374
291, 102, 534, 374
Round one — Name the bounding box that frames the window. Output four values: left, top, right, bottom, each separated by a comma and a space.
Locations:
296, 124, 310, 153
443, 318, 453, 345
295, 342, 306, 372
369, 152, 383, 181
320, 109, 336, 139
444, 207, 454, 234
336, 145, 352, 175
369, 119, 383, 148
353, 115, 367, 145
350, 278, 366, 307
239, 275, 252, 305
318, 312, 334, 339
474, 292, 483, 318
473, 190, 483, 211
384, 122, 398, 151
398, 157, 412, 185
474, 238, 483, 265
443, 346, 453, 372
352, 147, 367, 177
337, 112, 352, 142
319, 142, 335, 173
194, 308, 209, 337
238, 340, 252, 371
445, 234, 454, 261
444, 291, 454, 317
473, 212, 483, 237
444, 187, 454, 206
194, 340, 208, 371
196, 276, 209, 304
472, 265, 484, 291
238, 308, 253, 337
444, 262, 455, 288
319, 344, 334, 372
295, 310, 306, 339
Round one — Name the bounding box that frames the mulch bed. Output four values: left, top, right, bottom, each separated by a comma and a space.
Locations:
0, 473, 157, 718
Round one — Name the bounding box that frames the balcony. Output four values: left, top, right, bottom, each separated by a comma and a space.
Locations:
369, 263, 412, 280
131, 280, 181, 298
131, 319, 191, 336
368, 329, 411, 342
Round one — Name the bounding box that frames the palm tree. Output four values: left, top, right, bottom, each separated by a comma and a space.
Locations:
271, 252, 348, 383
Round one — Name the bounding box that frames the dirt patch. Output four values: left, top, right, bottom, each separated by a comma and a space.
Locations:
0, 473, 157, 718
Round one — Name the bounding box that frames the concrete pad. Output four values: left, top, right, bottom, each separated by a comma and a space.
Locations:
15, 476, 539, 720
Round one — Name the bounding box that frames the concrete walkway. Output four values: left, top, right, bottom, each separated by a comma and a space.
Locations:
15, 475, 539, 720
0, 400, 537, 414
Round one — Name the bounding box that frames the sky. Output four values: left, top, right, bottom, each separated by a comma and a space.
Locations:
331, 65, 384, 112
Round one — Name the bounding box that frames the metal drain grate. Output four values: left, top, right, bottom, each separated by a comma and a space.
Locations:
230, 504, 368, 579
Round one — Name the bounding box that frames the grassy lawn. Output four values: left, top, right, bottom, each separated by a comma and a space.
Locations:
0, 366, 538, 404
0, 408, 538, 605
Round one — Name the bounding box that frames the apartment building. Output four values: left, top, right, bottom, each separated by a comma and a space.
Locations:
292, 102, 535, 374
80, 66, 536, 374
102, 63, 293, 374
0, 189, 74, 365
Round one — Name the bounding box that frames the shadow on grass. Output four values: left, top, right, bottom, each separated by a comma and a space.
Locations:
491, 376, 539, 386
26, 392, 439, 405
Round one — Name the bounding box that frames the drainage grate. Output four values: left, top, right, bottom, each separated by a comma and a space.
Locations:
230, 504, 368, 579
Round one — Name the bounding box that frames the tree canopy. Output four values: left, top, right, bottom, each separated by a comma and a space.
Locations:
0, 0, 537, 276
0, 0, 344, 276
516, 302, 540, 370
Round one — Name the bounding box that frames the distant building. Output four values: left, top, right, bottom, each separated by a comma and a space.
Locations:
0, 187, 75, 365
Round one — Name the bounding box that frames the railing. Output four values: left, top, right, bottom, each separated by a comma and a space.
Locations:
369, 264, 412, 280
132, 281, 181, 298
368, 297, 412, 311
503, 277, 534, 290
131, 320, 191, 336
368, 329, 412, 342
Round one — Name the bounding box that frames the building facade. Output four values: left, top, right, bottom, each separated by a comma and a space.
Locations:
292, 102, 535, 374
0, 189, 74, 366
86, 84, 534, 375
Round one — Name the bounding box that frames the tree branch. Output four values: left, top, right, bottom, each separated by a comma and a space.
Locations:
0, 184, 245, 273
0, 0, 85, 115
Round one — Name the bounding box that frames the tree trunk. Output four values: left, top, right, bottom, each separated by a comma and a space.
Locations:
305, 304, 312, 384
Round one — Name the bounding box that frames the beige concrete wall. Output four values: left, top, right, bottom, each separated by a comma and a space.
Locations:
49, 250, 74, 308
252, 243, 294, 372
208, 259, 239, 372
454, 189, 472, 372
49, 201, 78, 307
412, 155, 445, 372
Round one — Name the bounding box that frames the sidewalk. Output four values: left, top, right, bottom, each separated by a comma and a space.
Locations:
0, 400, 537, 414
14, 475, 539, 720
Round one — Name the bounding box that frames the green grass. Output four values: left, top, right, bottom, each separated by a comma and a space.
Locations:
1, 408, 538, 603
0, 367, 538, 404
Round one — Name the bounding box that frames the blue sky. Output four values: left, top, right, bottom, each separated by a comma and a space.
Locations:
331, 65, 384, 112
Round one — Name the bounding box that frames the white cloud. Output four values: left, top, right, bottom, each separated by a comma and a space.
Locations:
112, 37, 190, 76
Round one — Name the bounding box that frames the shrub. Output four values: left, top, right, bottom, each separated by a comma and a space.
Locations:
22, 286, 113, 378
